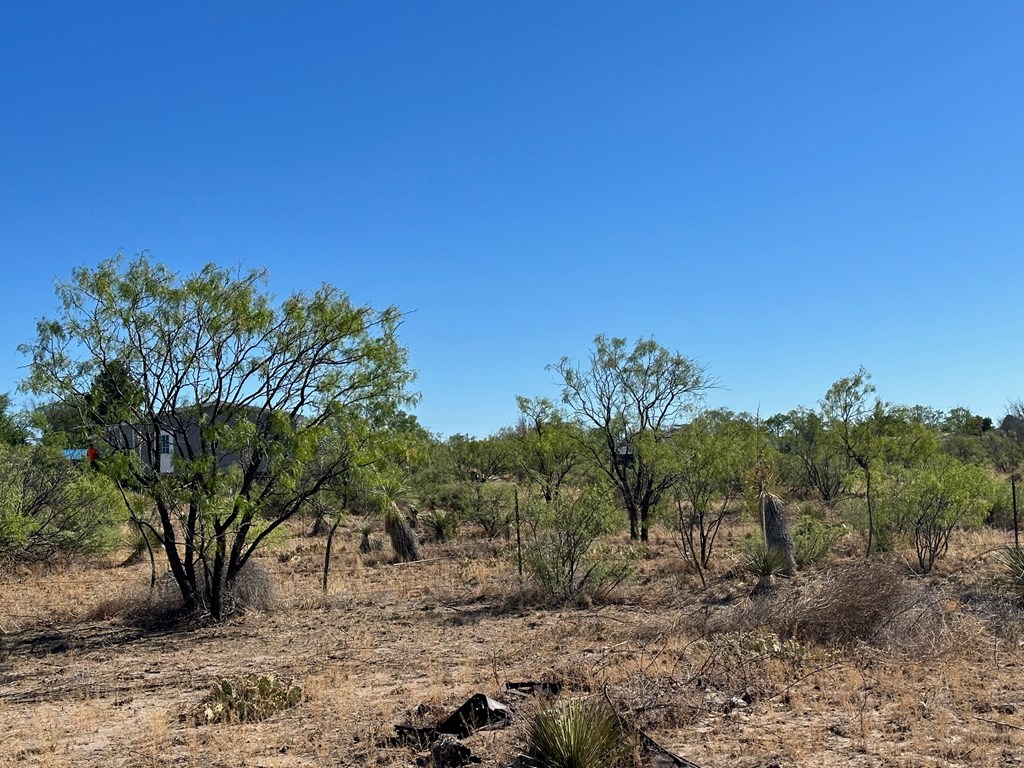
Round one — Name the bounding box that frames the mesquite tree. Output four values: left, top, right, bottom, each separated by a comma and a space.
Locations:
22, 254, 414, 620
551, 335, 711, 541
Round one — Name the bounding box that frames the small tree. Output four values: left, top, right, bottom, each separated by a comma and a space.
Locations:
821, 369, 883, 557
672, 410, 757, 585
551, 335, 712, 541
508, 396, 583, 504
22, 254, 414, 620
901, 460, 989, 573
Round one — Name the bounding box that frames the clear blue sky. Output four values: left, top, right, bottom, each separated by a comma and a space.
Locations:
2, 2, 1021, 436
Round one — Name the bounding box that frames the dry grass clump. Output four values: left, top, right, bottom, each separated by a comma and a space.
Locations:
86, 561, 278, 629
710, 561, 941, 649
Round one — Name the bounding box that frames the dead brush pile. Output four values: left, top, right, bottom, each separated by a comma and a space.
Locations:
708, 561, 957, 651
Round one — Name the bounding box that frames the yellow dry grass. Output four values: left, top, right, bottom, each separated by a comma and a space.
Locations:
2, 520, 1024, 767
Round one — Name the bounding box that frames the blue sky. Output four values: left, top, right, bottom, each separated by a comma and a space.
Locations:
2, 2, 1021, 436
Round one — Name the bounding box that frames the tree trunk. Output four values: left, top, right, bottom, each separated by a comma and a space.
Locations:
762, 492, 797, 573
1012, 474, 1019, 549
322, 516, 344, 592
384, 514, 421, 562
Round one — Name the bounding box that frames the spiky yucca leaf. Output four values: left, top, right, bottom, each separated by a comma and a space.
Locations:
745, 544, 793, 579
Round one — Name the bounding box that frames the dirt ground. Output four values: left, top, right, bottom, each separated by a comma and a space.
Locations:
3, 520, 1024, 767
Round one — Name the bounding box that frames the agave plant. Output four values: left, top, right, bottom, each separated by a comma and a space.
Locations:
521, 699, 632, 768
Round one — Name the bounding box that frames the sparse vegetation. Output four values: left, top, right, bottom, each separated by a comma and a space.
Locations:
200, 673, 302, 724
8, 263, 1024, 767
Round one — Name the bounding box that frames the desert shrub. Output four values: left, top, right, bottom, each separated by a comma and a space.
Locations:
200, 673, 302, 724
470, 483, 514, 538
357, 522, 383, 553
520, 698, 633, 768
982, 479, 1014, 529
220, 561, 277, 614
792, 513, 846, 566
420, 508, 459, 542
0, 444, 124, 566
524, 486, 634, 604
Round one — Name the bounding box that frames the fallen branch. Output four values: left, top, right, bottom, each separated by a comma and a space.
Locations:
973, 714, 1024, 731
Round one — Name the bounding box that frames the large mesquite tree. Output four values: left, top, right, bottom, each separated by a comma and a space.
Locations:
22, 254, 414, 620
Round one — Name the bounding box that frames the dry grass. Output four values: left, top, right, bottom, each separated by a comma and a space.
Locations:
2, 520, 1024, 767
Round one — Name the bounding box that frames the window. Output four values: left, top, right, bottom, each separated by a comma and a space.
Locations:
161, 434, 171, 455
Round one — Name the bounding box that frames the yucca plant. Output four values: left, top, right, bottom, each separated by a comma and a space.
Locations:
520, 699, 633, 768
420, 508, 458, 543
997, 545, 1024, 603
357, 522, 383, 554
375, 478, 421, 562
744, 542, 792, 596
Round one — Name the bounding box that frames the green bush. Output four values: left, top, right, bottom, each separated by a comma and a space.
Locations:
0, 444, 124, 565
524, 486, 634, 604
520, 699, 632, 768
792, 514, 846, 566
200, 673, 302, 724
420, 508, 459, 542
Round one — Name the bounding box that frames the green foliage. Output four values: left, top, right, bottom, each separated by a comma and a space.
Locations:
508, 396, 584, 503
525, 485, 634, 603
740, 539, 793, 581
0, 444, 124, 565
672, 409, 759, 582
551, 334, 712, 541
943, 406, 993, 436
0, 393, 29, 446
21, 253, 415, 620
904, 460, 989, 572
200, 673, 302, 724
521, 699, 632, 768
791, 513, 846, 566
767, 409, 849, 506
420, 508, 459, 542
469, 482, 513, 538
